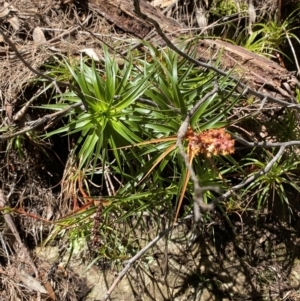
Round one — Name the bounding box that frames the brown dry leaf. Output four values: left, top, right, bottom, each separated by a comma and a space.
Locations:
0, 1, 10, 18
32, 26, 47, 43
7, 16, 20, 30
44, 280, 56, 301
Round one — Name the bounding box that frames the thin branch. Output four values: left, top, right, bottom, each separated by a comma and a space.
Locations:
13, 87, 45, 122
233, 135, 300, 148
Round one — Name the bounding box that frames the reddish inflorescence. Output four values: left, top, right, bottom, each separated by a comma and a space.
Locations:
185, 127, 235, 157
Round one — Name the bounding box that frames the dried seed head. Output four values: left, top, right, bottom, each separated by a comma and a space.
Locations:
186, 127, 235, 157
